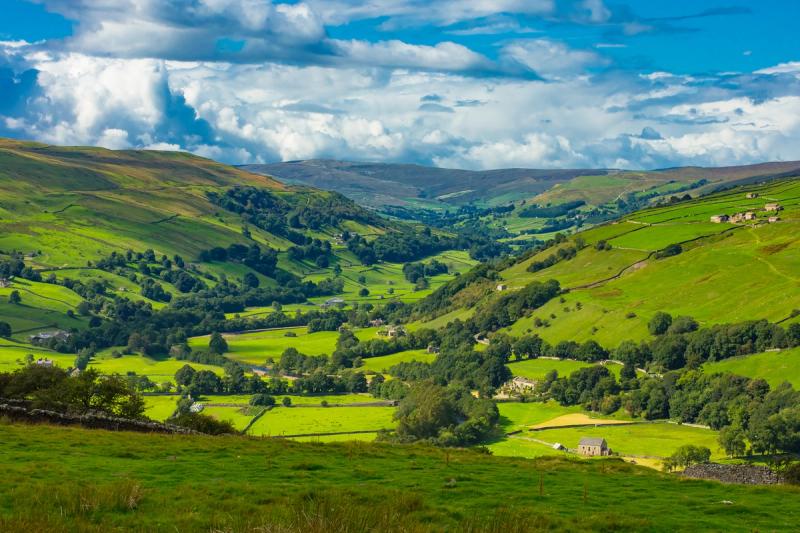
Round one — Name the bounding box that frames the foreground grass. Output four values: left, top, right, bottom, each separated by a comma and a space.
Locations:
1, 423, 799, 531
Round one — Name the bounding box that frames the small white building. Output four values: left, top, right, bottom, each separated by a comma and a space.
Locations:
496, 283, 508, 291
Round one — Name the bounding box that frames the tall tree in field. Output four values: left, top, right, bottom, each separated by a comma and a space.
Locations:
209, 332, 228, 355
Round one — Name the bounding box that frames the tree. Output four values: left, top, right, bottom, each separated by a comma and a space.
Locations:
282, 396, 292, 407
719, 425, 747, 457
175, 364, 197, 387
242, 272, 260, 289
0, 321, 11, 338
250, 393, 276, 407
209, 332, 228, 354
358, 287, 370, 297
8, 290, 21, 305
668, 315, 699, 335
662, 445, 711, 472
648, 312, 672, 335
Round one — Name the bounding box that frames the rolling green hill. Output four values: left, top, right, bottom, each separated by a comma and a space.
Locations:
430, 176, 800, 348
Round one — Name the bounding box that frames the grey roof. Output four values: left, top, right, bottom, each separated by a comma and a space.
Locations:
579, 437, 607, 447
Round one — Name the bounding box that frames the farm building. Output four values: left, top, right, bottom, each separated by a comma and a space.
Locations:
35, 358, 54, 367
322, 297, 345, 309
426, 344, 440, 354
496, 283, 508, 291
710, 214, 729, 223
768, 216, 780, 223
29, 330, 71, 344
746, 192, 759, 199
730, 212, 757, 223
0, 278, 10, 288
764, 203, 783, 212
578, 437, 611, 456
369, 318, 385, 327
379, 325, 407, 338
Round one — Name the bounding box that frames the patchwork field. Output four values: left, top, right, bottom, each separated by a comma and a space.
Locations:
359, 349, 436, 374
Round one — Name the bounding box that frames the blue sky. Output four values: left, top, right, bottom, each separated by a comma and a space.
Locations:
1, 0, 799, 169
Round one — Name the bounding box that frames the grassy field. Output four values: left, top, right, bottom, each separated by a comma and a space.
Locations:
491, 422, 721, 463
360, 349, 436, 374
202, 405, 261, 431
248, 406, 395, 436
143, 395, 179, 421
188, 327, 380, 365
0, 344, 75, 372
4, 422, 799, 531
90, 353, 225, 384
703, 347, 800, 388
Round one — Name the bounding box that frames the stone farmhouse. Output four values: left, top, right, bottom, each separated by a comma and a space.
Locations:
730, 211, 757, 223
578, 437, 611, 456
710, 214, 729, 223
746, 192, 759, 199
764, 203, 783, 212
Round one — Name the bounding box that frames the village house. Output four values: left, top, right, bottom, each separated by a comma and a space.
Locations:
578, 437, 611, 456
321, 297, 344, 309
746, 192, 759, 199
378, 325, 407, 338
0, 278, 10, 288
29, 330, 71, 344
710, 214, 729, 223
496, 283, 508, 292
369, 318, 385, 327
730, 211, 757, 223
35, 358, 54, 367
768, 216, 780, 223
426, 344, 440, 354
764, 203, 783, 212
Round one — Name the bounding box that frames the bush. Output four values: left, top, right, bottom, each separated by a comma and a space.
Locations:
654, 244, 682, 259
168, 412, 236, 435
250, 393, 276, 407
648, 312, 673, 335
282, 396, 292, 407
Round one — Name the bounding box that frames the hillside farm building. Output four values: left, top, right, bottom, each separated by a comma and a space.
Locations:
765, 203, 783, 212
29, 330, 71, 344
496, 283, 508, 291
746, 192, 759, 199
710, 214, 729, 223
0, 278, 10, 288
730, 212, 757, 223
578, 437, 611, 456
769, 216, 780, 223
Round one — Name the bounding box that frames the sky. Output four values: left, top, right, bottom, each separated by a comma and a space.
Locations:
1, 0, 800, 170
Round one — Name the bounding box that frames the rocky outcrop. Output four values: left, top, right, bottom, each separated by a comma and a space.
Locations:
0, 403, 201, 435
682, 463, 780, 485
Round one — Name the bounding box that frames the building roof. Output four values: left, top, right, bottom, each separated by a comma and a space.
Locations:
579, 437, 607, 447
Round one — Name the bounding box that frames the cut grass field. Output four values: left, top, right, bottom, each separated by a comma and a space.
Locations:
359, 349, 436, 374
3, 423, 799, 532
0, 344, 75, 372
703, 347, 800, 388
247, 405, 395, 436
142, 395, 179, 421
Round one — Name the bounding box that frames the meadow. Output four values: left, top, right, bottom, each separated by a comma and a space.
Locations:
247, 405, 395, 436
703, 348, 800, 388
359, 349, 436, 374
4, 422, 799, 531
490, 422, 721, 464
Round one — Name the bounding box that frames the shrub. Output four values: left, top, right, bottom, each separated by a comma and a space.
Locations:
168, 412, 236, 435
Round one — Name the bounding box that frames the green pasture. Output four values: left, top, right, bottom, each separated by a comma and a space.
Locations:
247, 405, 395, 436
359, 349, 435, 374
0, 344, 75, 372
508, 358, 593, 380
90, 353, 224, 384
143, 395, 179, 421
202, 405, 259, 431
703, 348, 800, 388
496, 401, 583, 433
490, 422, 721, 461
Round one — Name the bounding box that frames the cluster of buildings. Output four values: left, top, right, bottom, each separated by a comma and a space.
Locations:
710, 199, 783, 224
29, 330, 71, 344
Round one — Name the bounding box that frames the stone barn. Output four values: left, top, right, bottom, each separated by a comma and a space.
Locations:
578, 437, 611, 456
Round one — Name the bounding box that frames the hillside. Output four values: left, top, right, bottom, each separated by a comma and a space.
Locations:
244, 159, 596, 208
2, 422, 799, 532
428, 176, 800, 348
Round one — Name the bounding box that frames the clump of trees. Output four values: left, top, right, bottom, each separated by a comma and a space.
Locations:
0, 365, 144, 419
387, 382, 499, 446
